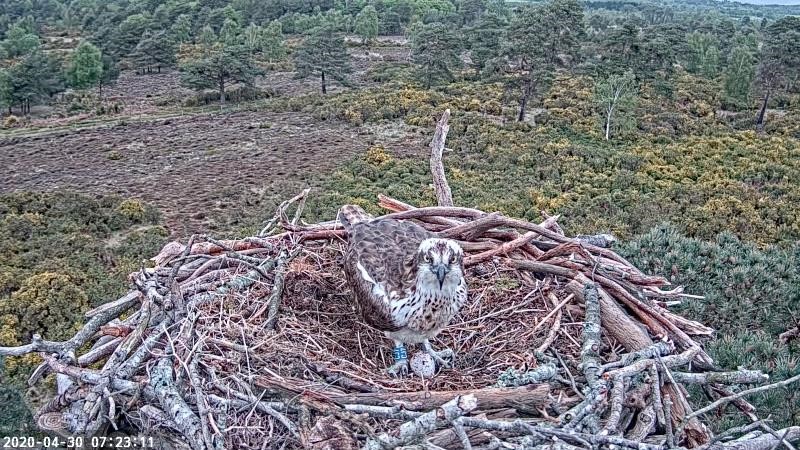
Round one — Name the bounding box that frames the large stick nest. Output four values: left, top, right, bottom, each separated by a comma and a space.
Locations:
3, 111, 799, 450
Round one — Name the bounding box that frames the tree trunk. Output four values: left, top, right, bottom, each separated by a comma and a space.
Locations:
605, 108, 613, 141
321, 71, 327, 94
98, 80, 103, 102
219, 78, 226, 105
756, 90, 769, 132
517, 76, 533, 122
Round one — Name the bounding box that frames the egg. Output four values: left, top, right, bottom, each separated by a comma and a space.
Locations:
410, 352, 436, 378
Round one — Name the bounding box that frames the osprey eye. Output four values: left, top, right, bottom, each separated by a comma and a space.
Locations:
424, 255, 432, 263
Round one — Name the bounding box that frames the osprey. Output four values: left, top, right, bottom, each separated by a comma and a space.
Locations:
339, 205, 468, 376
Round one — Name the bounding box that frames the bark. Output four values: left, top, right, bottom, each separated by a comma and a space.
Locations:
218, 77, 226, 105
331, 383, 554, 413
321, 71, 327, 94
363, 394, 477, 450
151, 357, 207, 450
429, 108, 454, 207
564, 276, 711, 447
756, 90, 769, 131
710, 427, 800, 450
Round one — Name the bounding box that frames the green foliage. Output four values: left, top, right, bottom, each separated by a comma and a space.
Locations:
686, 31, 720, 78
1, 20, 40, 57
0, 192, 166, 387
504, 0, 584, 122
620, 225, 800, 428
1, 272, 90, 343
466, 11, 506, 75
0, 386, 33, 436
67, 40, 103, 89
261, 21, 287, 62
593, 70, 637, 140
293, 25, 352, 94
7, 50, 65, 114
108, 13, 152, 60
755, 15, 800, 128
723, 44, 756, 109
130, 30, 177, 72
180, 40, 263, 104
170, 14, 193, 44
354, 5, 379, 44
241, 21, 286, 62
0, 69, 11, 111
411, 21, 462, 88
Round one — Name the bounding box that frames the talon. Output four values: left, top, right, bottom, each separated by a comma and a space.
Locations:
386, 359, 409, 377
423, 340, 455, 370
386, 344, 410, 377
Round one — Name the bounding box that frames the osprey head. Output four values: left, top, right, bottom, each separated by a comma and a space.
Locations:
416, 238, 464, 290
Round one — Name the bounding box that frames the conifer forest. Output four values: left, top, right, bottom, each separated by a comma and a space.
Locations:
0, 0, 799, 448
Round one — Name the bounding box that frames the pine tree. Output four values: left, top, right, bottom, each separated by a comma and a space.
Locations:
0, 69, 11, 114
170, 15, 193, 44
505, 0, 583, 122
108, 13, 151, 60
411, 22, 462, 88
1, 21, 39, 58
180, 42, 263, 105
8, 51, 64, 115
219, 17, 243, 46
293, 26, 352, 94
68, 41, 103, 91
354, 5, 379, 45
261, 21, 287, 63
467, 11, 506, 75
755, 16, 800, 131
243, 23, 263, 54
130, 30, 176, 74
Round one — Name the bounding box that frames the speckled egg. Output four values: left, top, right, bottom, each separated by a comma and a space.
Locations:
410, 352, 436, 378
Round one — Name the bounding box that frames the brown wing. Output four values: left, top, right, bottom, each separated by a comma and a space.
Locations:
344, 218, 433, 331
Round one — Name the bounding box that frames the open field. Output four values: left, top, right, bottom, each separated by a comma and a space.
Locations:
0, 110, 421, 236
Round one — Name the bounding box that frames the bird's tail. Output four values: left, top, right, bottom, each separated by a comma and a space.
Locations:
338, 204, 372, 230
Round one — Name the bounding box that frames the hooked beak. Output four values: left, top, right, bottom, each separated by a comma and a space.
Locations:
434, 264, 448, 289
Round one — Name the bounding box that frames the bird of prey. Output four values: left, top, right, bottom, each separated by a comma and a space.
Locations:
339, 204, 468, 376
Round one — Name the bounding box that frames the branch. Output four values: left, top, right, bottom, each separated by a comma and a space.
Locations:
679, 372, 800, 434
0, 291, 141, 358
150, 357, 207, 450
363, 394, 477, 450
430, 109, 454, 207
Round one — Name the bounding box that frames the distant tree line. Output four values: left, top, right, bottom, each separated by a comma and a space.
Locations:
0, 0, 798, 131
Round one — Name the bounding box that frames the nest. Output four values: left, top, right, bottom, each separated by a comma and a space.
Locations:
5, 111, 799, 450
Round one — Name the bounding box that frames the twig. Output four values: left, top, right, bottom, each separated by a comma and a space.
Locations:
363, 394, 477, 449
678, 372, 800, 436
665, 394, 675, 448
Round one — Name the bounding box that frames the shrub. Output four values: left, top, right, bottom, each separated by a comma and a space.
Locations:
620, 225, 800, 428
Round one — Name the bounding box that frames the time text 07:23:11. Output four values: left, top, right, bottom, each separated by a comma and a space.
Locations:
3, 435, 157, 448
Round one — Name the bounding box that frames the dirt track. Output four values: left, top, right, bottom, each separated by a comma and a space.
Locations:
0, 111, 416, 235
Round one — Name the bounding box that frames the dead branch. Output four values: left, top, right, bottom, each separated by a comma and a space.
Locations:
363, 394, 477, 450
430, 109, 454, 207
332, 383, 555, 413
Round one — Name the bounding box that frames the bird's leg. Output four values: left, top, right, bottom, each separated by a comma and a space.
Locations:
423, 339, 455, 369
385, 340, 409, 377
